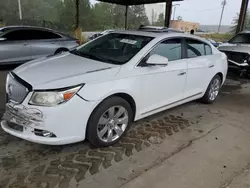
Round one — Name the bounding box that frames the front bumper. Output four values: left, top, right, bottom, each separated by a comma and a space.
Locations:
1, 94, 97, 145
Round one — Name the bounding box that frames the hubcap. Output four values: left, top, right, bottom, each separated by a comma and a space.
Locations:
97, 106, 129, 143
209, 78, 220, 101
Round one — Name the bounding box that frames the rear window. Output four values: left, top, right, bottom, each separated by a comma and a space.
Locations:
229, 33, 250, 44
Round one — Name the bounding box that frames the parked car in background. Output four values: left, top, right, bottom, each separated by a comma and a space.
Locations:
0, 26, 80, 65
88, 30, 114, 41
218, 31, 250, 76
1, 31, 227, 147
138, 25, 184, 33
206, 38, 220, 47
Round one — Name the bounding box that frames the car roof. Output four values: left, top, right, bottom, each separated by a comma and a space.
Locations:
111, 30, 209, 42
0, 25, 54, 31
0, 26, 73, 38
138, 25, 184, 33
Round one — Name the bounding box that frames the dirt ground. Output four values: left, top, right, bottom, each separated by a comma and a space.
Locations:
0, 67, 250, 188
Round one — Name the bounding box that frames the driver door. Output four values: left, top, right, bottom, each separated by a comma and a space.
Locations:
139, 38, 187, 115
0, 29, 32, 64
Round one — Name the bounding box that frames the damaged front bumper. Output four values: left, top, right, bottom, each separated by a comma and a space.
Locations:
2, 103, 44, 127
220, 50, 250, 74
1, 94, 96, 145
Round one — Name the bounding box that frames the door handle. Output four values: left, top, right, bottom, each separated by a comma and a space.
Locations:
23, 43, 28, 46
178, 71, 186, 76
209, 65, 215, 68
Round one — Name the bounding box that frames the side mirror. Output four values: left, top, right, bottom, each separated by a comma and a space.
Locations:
0, 38, 6, 41
146, 54, 169, 66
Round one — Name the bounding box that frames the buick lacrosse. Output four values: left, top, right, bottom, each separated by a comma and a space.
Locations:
1, 31, 228, 147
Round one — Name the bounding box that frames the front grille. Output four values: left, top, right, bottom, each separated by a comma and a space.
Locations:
221, 51, 250, 65
6, 74, 29, 103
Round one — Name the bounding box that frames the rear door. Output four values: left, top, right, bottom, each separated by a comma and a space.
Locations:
0, 29, 32, 64
184, 38, 216, 98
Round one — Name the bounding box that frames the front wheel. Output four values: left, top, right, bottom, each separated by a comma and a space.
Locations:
201, 75, 222, 104
87, 96, 133, 147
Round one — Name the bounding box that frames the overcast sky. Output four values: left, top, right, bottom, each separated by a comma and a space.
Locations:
146, 0, 242, 25
92, 0, 243, 25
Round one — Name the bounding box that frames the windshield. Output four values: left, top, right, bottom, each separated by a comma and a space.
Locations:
229, 33, 250, 44
72, 33, 153, 65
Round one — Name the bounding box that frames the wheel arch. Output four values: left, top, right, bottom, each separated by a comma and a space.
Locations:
54, 47, 69, 55
111, 93, 136, 121
89, 92, 137, 123
216, 72, 224, 85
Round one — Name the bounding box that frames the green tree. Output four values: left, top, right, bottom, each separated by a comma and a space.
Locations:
231, 10, 250, 33
91, 3, 114, 30
127, 5, 149, 29
154, 13, 164, 26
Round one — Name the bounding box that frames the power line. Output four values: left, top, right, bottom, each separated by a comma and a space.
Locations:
179, 7, 221, 12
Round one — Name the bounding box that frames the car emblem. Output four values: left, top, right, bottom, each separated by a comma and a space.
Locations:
8, 84, 13, 96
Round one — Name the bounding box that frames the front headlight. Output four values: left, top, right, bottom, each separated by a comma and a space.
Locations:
29, 85, 82, 107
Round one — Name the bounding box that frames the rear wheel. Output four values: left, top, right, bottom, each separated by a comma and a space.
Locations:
87, 96, 133, 147
201, 75, 221, 104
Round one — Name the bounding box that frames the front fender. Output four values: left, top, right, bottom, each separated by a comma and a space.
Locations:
77, 76, 142, 116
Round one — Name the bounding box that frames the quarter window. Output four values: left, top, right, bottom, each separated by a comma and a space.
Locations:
186, 39, 205, 58
205, 44, 212, 55
186, 39, 213, 58
150, 39, 182, 61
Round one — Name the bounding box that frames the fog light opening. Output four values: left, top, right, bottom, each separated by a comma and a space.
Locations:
34, 129, 56, 138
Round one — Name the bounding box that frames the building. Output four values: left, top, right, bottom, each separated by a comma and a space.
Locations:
170, 20, 200, 32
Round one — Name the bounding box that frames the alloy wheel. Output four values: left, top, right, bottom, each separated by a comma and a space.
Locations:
97, 106, 129, 143
209, 78, 220, 101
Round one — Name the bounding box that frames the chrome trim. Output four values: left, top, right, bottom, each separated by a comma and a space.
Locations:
141, 92, 202, 115
228, 59, 249, 67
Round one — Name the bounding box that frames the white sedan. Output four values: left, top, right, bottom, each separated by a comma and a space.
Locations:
1, 31, 228, 147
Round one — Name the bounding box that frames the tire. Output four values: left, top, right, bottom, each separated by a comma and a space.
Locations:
201, 75, 222, 104
87, 96, 133, 147
54, 48, 69, 55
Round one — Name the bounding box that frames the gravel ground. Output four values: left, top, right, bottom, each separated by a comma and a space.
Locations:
0, 66, 249, 188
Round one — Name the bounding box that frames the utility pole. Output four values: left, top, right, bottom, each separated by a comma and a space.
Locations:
172, 4, 180, 20
18, 0, 22, 20
218, 0, 227, 33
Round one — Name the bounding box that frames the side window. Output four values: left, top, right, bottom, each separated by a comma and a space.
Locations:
30, 30, 61, 40
3, 30, 29, 41
3, 29, 61, 41
205, 44, 212, 55
186, 39, 205, 58
150, 39, 182, 61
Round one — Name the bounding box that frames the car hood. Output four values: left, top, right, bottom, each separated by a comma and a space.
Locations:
13, 53, 120, 89
218, 43, 250, 54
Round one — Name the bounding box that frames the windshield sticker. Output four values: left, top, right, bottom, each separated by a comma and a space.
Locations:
120, 39, 137, 45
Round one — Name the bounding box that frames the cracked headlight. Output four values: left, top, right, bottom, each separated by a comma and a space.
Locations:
29, 85, 82, 107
